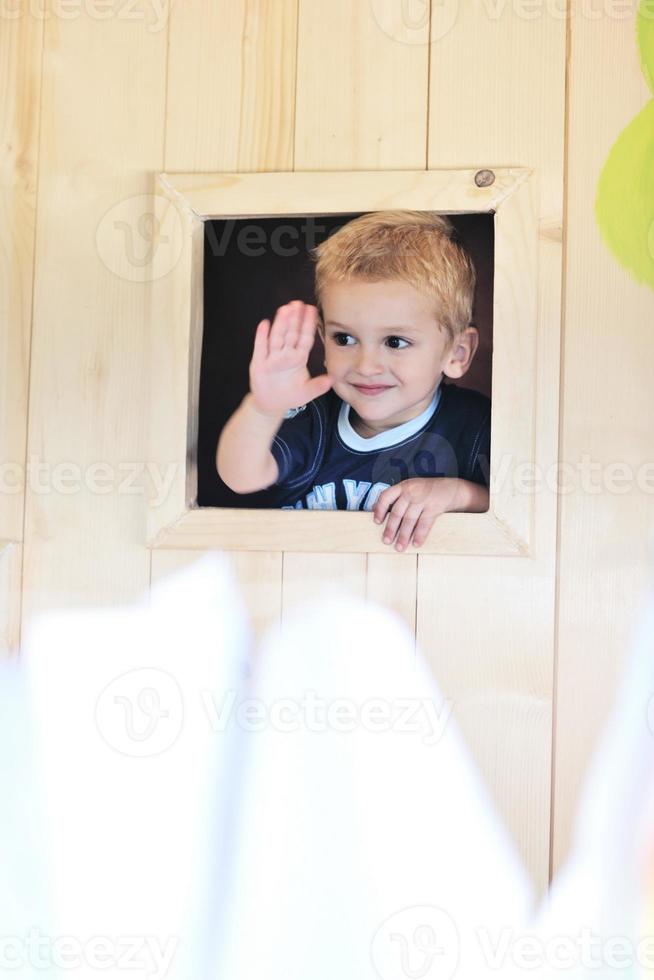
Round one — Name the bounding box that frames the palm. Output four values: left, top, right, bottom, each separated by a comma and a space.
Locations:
249, 301, 332, 416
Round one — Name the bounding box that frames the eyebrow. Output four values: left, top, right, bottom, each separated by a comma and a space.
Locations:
325, 320, 422, 335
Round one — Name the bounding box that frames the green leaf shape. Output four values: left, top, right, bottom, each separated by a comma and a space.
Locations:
638, 0, 654, 93
596, 99, 654, 291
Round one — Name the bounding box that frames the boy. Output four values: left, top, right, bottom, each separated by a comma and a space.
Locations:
216, 211, 490, 551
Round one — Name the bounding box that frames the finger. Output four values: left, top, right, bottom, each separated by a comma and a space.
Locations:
297, 305, 318, 353
284, 301, 304, 349
251, 319, 270, 364
394, 513, 420, 552
382, 497, 410, 544
411, 513, 436, 548
269, 304, 293, 351
373, 485, 402, 524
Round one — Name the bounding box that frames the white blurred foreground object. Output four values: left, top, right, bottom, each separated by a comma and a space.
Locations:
503, 587, 654, 980
17, 553, 251, 980
215, 595, 534, 979
4, 554, 654, 979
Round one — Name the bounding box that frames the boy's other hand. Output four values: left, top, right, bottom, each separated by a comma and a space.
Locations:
373, 478, 489, 551
249, 300, 333, 417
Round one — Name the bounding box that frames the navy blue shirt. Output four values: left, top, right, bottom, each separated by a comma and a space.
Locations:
269, 382, 491, 511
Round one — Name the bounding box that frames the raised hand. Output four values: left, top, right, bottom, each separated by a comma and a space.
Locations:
249, 300, 333, 417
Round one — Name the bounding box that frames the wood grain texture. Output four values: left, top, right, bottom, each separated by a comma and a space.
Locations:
161, 1, 299, 638
281, 552, 367, 618
286, 0, 429, 628
1, 12, 42, 654
20, 11, 166, 625
553, 5, 654, 872
160, 167, 526, 215
365, 552, 417, 646
424, 3, 567, 894
149, 507, 524, 554
295, 0, 429, 170
0, 544, 22, 659
165, 0, 298, 173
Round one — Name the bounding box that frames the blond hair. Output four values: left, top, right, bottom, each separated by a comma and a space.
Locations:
310, 210, 476, 344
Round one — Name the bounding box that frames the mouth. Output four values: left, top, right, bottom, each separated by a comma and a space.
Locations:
352, 384, 393, 396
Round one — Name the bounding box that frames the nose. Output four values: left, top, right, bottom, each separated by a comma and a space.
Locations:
354, 346, 385, 378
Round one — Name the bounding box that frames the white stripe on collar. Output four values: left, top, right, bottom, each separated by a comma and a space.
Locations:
337, 385, 442, 451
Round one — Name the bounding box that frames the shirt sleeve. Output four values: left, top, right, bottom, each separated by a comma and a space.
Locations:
270, 402, 323, 489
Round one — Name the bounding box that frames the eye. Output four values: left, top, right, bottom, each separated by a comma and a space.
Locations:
332, 332, 355, 346
386, 336, 410, 350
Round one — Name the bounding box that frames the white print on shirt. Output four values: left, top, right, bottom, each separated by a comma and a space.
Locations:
281, 480, 391, 511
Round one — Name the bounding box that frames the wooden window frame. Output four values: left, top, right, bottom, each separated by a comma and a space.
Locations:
147, 168, 537, 556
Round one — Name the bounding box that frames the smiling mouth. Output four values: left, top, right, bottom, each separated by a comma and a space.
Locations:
352, 384, 392, 393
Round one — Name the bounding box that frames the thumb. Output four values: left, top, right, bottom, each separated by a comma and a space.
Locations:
307, 373, 333, 400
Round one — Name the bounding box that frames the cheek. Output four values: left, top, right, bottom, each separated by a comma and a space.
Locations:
324, 349, 345, 372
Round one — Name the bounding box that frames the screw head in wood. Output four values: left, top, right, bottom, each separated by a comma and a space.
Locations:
474, 169, 496, 188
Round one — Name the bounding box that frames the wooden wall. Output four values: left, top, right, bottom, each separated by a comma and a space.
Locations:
3, 0, 653, 895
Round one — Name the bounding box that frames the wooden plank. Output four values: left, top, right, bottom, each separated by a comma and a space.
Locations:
553, 6, 654, 873
417, 555, 553, 887
160, 167, 528, 217
165, 0, 298, 173
365, 553, 417, 645
162, 1, 299, 630
149, 507, 523, 555
0, 544, 22, 659
423, 4, 567, 895
295, 0, 429, 170
0, 12, 42, 654
286, 0, 430, 610
21, 11, 168, 622
281, 552, 367, 620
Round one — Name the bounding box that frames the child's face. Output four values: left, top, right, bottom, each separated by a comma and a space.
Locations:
320, 277, 478, 436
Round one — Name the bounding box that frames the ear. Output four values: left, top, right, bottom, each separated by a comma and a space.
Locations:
442, 326, 479, 380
